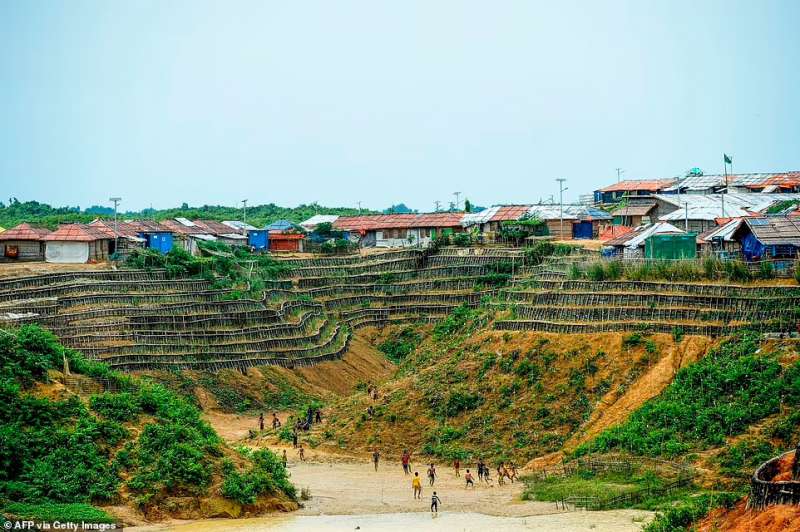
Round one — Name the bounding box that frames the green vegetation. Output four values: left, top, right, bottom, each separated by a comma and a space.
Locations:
0, 197, 369, 230
523, 241, 577, 265
568, 257, 774, 283
576, 332, 800, 457
221, 449, 295, 505
378, 327, 422, 363
0, 325, 295, 520
643, 492, 740, 532
2, 502, 116, 523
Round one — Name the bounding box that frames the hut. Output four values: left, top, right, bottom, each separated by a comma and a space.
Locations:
602, 222, 684, 258
594, 179, 677, 205
268, 232, 305, 252
193, 220, 248, 246
332, 213, 464, 248
124, 220, 174, 254
0, 223, 51, 261
732, 216, 800, 262
160, 218, 215, 255
44, 224, 113, 263
525, 205, 612, 240
222, 221, 268, 251
610, 203, 656, 227
88, 220, 145, 259
461, 205, 532, 236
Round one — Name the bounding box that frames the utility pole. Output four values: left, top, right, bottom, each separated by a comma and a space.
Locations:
684, 201, 689, 232
241, 199, 248, 233
357, 201, 362, 214
453, 192, 461, 212
434, 200, 441, 213
616, 168, 624, 183
556, 178, 567, 240
109, 197, 121, 257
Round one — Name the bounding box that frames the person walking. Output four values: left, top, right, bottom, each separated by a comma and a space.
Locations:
412, 471, 422, 499
453, 458, 460, 477
427, 463, 436, 486
298, 445, 305, 461
259, 412, 264, 431
431, 491, 442, 513
372, 448, 380, 471
402, 450, 411, 475
477, 458, 485, 482
282, 449, 287, 469
292, 430, 298, 448
272, 413, 281, 429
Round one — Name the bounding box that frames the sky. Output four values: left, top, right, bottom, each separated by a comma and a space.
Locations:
1, 0, 799, 212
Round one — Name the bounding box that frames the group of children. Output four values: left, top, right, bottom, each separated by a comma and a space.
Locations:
398, 451, 518, 513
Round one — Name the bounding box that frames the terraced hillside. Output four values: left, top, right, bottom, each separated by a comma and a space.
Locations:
0, 248, 529, 372
1, 248, 797, 375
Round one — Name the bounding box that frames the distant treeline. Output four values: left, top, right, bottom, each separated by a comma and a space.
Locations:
0, 198, 374, 230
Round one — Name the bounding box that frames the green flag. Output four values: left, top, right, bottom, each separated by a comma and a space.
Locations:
724, 154, 732, 164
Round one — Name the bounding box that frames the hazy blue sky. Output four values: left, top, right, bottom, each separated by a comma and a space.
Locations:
1, 0, 799, 211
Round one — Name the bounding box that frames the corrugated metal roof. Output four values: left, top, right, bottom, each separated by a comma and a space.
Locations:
44, 224, 109, 242
598, 225, 635, 242
333, 213, 463, 231
696, 218, 743, 243
661, 171, 800, 192
657, 193, 800, 221
161, 219, 207, 235
597, 179, 677, 193
300, 215, 340, 231
222, 220, 258, 232
743, 216, 800, 246
194, 220, 240, 236
266, 220, 299, 231
604, 222, 683, 248
525, 205, 612, 221
489, 205, 532, 222
611, 203, 656, 217
124, 220, 173, 233
0, 223, 51, 241
461, 206, 501, 226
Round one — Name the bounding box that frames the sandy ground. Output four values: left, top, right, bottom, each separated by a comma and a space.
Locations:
0, 261, 112, 278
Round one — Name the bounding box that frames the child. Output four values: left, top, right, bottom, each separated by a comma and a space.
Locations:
402, 450, 411, 475
282, 449, 287, 469
465, 469, 475, 488
372, 448, 380, 471
427, 463, 436, 486
453, 458, 460, 477
431, 491, 441, 513
298, 445, 305, 461
412, 471, 422, 499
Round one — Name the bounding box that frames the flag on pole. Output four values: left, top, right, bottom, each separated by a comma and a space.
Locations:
724, 154, 732, 164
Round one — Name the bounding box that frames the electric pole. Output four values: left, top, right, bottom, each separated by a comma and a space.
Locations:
357, 201, 362, 214
616, 168, 624, 183
109, 197, 121, 257
241, 199, 248, 234
453, 192, 461, 212
434, 200, 441, 212
556, 179, 567, 240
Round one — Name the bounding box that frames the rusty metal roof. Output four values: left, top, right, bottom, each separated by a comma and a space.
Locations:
160, 219, 207, 235
334, 213, 462, 231
44, 224, 110, 242
0, 223, 51, 241
489, 205, 532, 222
597, 179, 677, 193
124, 220, 173, 233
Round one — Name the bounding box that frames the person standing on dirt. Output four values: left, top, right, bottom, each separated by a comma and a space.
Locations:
430, 491, 441, 513
372, 448, 380, 471
465, 469, 475, 488
282, 449, 288, 469
272, 413, 281, 429
477, 458, 485, 482
306, 406, 314, 427
402, 449, 411, 475
292, 429, 298, 448
412, 471, 422, 499
315, 408, 322, 423
427, 463, 436, 486
259, 412, 264, 431
453, 458, 461, 477
298, 444, 305, 461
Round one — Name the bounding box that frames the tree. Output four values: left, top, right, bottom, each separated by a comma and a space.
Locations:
464, 199, 472, 213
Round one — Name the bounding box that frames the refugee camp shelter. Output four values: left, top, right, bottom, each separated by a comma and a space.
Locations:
193, 220, 248, 246
160, 218, 215, 255
268, 232, 304, 252
602, 222, 684, 258
88, 220, 145, 259
611, 203, 656, 227
44, 224, 112, 263
732, 217, 800, 262
333, 213, 464, 247
222, 221, 268, 250
594, 179, 677, 204
460, 205, 531, 234
525, 205, 612, 240
0, 223, 51, 261
645, 233, 697, 259
695, 219, 744, 256
124, 220, 174, 254
300, 215, 340, 232
654, 193, 800, 233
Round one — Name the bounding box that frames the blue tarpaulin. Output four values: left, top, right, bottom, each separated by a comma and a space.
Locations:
741, 233, 764, 260
266, 220, 296, 232
248, 230, 268, 250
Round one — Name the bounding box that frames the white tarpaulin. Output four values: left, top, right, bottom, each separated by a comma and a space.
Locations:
45, 241, 89, 263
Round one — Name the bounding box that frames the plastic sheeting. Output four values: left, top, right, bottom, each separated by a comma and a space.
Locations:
741, 233, 764, 260
45, 242, 89, 263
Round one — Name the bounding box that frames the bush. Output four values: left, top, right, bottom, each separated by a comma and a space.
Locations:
379, 328, 422, 363
644, 492, 739, 532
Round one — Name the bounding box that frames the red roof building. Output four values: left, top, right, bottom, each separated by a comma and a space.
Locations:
0, 223, 51, 261
268, 232, 305, 252
595, 179, 677, 204
43, 224, 112, 263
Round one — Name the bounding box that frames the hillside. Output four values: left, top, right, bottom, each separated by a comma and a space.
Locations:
0, 325, 297, 525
